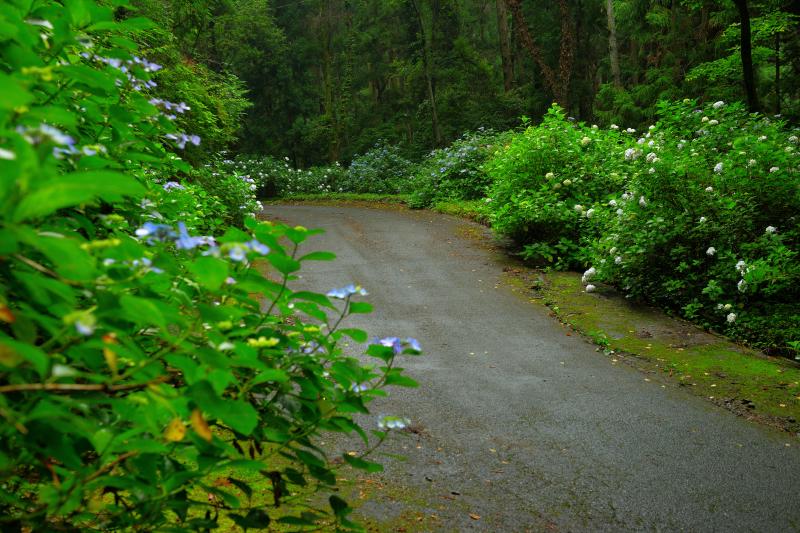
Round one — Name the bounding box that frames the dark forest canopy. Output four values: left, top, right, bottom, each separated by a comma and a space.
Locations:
138, 0, 800, 163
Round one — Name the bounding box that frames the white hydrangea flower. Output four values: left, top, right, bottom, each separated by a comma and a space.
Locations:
563, 179, 572, 186
608, 199, 618, 207
747, 159, 756, 166
574, 204, 584, 213
713, 162, 723, 173
724, 303, 733, 311
705, 186, 713, 192
646, 152, 658, 163
706, 247, 716, 256
585, 208, 595, 218
713, 101, 725, 109
737, 279, 747, 293
769, 166, 779, 173
585, 284, 596, 293
758, 135, 767, 141
545, 172, 555, 179
582, 267, 596, 283
626, 127, 636, 133
788, 135, 798, 144
735, 260, 747, 274
699, 216, 707, 223
648, 125, 656, 130
727, 312, 737, 323
609, 247, 618, 254
639, 196, 647, 207
610, 124, 619, 130
616, 208, 624, 216
708, 119, 719, 126
614, 256, 622, 264
581, 136, 591, 146
702, 116, 709, 123
765, 226, 777, 234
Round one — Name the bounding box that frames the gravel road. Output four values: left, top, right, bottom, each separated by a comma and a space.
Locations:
264, 204, 800, 532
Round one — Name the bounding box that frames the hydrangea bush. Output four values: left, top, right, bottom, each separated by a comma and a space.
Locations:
0, 2, 419, 530
407, 129, 511, 209
483, 101, 799, 353
581, 100, 799, 353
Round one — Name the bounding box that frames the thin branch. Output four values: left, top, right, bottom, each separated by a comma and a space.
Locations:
0, 375, 170, 394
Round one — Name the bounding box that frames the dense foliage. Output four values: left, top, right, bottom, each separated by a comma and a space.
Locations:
0, 1, 419, 530
477, 102, 799, 355
131, 0, 800, 164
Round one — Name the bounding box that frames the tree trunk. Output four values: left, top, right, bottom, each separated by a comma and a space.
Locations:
505, 0, 573, 108
605, 0, 621, 87
733, 0, 760, 112
775, 33, 781, 115
411, 0, 443, 145
496, 0, 514, 91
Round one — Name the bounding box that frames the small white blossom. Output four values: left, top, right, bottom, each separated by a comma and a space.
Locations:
699, 216, 707, 223
646, 152, 658, 163
574, 204, 584, 213
616, 208, 624, 216
702, 116, 709, 123
609, 247, 618, 254
585, 208, 595, 218
580, 136, 591, 146
614, 256, 622, 264
639, 196, 647, 207
735, 260, 747, 274
705, 186, 713, 192
765, 226, 777, 234
585, 284, 596, 293
608, 199, 618, 207
747, 159, 756, 167
727, 312, 737, 323
563, 179, 572, 186
724, 303, 733, 311
626, 128, 636, 133
545, 172, 555, 179
706, 247, 716, 256
637, 137, 646, 145
0, 148, 15, 160
713, 162, 723, 173
582, 267, 596, 283
708, 119, 719, 126
610, 124, 619, 130
788, 135, 798, 144
713, 100, 725, 109
758, 135, 767, 141
769, 166, 779, 173
648, 167, 656, 174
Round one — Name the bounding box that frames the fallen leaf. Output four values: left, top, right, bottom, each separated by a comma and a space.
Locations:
469, 513, 481, 520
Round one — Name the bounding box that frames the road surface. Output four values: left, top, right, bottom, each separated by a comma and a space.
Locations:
264, 204, 800, 532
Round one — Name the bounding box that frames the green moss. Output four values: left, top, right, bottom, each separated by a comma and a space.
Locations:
430, 200, 489, 224
529, 271, 800, 431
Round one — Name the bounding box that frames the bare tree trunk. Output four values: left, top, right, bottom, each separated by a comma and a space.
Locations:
411, 0, 443, 146
733, 0, 760, 112
605, 0, 622, 87
505, 0, 573, 108
496, 0, 514, 91
775, 33, 781, 115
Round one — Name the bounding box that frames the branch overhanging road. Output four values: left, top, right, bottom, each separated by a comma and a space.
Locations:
265, 204, 800, 532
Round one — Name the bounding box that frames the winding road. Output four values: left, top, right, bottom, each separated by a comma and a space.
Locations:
265, 204, 800, 532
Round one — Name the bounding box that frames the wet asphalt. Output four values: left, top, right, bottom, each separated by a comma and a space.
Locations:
264, 205, 800, 532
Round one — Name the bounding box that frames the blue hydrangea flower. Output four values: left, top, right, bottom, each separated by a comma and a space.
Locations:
135, 222, 175, 242
246, 239, 269, 255
327, 284, 368, 299
228, 245, 247, 262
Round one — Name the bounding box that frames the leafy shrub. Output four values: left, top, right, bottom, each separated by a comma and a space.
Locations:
583, 99, 800, 353
483, 106, 626, 268
0, 2, 418, 530
407, 129, 510, 209
340, 141, 414, 194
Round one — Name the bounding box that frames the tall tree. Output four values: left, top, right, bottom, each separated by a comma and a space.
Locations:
605, 0, 622, 87
496, 0, 514, 91
733, 0, 760, 112
410, 0, 444, 145
505, 0, 575, 109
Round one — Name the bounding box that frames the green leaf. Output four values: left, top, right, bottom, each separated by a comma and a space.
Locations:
338, 328, 368, 343
342, 454, 384, 473
347, 302, 373, 314
191, 381, 259, 436
290, 291, 334, 309
229, 509, 270, 531
266, 254, 300, 276
298, 251, 336, 262
14, 171, 144, 222
188, 256, 228, 291
119, 295, 165, 328
0, 73, 32, 110
250, 368, 290, 385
